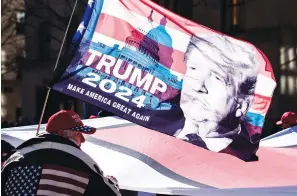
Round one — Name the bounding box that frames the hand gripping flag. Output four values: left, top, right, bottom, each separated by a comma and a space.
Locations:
50, 0, 276, 161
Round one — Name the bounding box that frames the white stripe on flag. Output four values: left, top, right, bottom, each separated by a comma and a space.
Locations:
36, 190, 72, 196
255, 74, 277, 97
42, 169, 89, 184
39, 179, 86, 194
92, 32, 125, 49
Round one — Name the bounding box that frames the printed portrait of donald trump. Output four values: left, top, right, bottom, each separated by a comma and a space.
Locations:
175, 34, 260, 160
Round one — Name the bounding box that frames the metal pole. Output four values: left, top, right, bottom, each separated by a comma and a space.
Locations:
36, 0, 79, 135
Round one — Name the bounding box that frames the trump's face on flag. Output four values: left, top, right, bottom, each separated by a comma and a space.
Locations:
179, 34, 259, 139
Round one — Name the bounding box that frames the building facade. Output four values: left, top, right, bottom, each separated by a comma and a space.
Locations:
1, 0, 25, 124
19, 0, 87, 124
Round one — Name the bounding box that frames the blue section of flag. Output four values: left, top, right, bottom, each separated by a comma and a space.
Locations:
83, 0, 105, 41
4, 165, 42, 195
73, 0, 96, 44
246, 112, 265, 127
147, 22, 173, 48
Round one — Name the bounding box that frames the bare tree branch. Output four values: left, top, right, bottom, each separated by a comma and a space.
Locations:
1, 29, 16, 46
1, 0, 25, 76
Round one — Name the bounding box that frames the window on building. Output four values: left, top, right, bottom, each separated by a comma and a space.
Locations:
280, 46, 297, 96
16, 11, 25, 35
3, 87, 13, 93
232, 0, 238, 26
228, 0, 245, 35
38, 21, 51, 61
1, 51, 7, 65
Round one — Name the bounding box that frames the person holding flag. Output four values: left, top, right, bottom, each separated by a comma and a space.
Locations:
2, 110, 121, 196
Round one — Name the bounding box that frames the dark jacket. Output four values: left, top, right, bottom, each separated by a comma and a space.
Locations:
1, 140, 16, 164
1, 133, 121, 196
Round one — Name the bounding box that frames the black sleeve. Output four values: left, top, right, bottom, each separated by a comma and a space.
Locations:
120, 189, 138, 196
84, 174, 120, 196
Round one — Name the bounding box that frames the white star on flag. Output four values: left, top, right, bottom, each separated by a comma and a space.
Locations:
88, 0, 94, 7
77, 21, 86, 34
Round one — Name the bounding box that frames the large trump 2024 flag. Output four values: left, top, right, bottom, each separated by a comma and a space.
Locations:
51, 0, 276, 160
2, 121, 297, 195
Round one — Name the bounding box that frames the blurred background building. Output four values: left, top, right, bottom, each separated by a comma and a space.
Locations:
1, 0, 86, 127
1, 0, 25, 125
1, 0, 297, 136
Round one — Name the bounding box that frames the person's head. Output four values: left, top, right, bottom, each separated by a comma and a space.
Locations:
276, 112, 297, 129
46, 110, 96, 147
181, 34, 259, 137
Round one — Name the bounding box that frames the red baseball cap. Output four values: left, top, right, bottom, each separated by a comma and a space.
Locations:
276, 112, 297, 127
46, 110, 96, 134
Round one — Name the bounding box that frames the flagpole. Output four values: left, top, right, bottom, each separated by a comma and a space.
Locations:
36, 0, 79, 136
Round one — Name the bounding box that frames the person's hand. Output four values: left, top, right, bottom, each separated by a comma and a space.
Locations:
106, 175, 118, 184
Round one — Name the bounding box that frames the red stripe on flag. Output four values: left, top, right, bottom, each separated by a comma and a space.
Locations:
251, 94, 272, 113
92, 125, 297, 188
37, 185, 82, 196
37, 165, 89, 196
